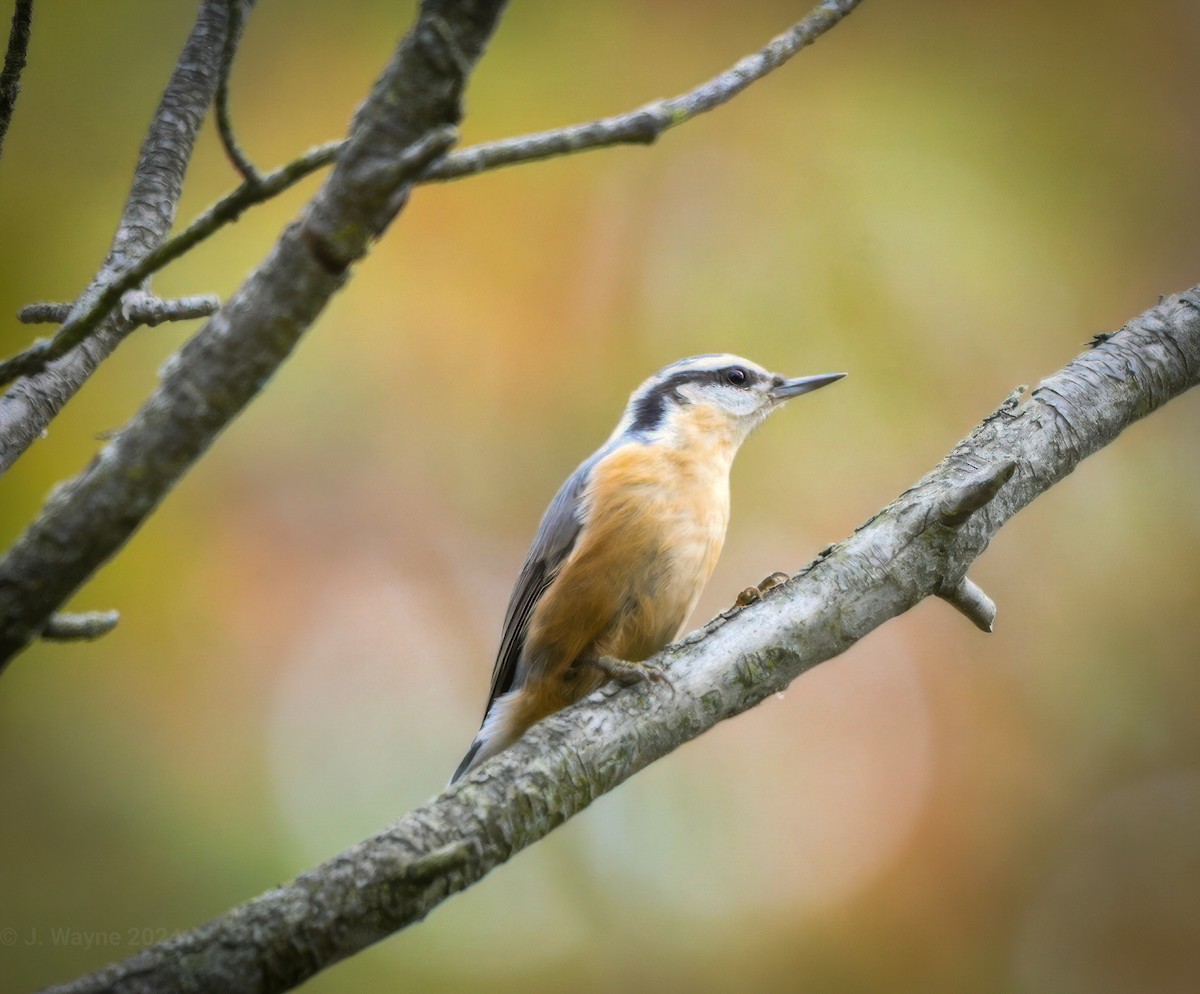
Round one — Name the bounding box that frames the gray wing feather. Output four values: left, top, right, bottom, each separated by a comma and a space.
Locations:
478, 454, 598, 721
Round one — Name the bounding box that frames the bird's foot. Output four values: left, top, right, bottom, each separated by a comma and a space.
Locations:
733, 571, 790, 608
594, 656, 675, 695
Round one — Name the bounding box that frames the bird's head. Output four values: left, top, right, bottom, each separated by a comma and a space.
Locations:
614, 353, 845, 449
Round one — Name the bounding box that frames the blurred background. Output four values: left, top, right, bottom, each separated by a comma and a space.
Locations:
3, 0, 1200, 991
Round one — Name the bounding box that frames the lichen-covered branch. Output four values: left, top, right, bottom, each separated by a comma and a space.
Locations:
0, 0, 253, 473
45, 288, 1200, 994
0, 0, 508, 669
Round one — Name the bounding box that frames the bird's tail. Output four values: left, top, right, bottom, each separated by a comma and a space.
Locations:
450, 657, 617, 782
449, 690, 528, 784
450, 739, 484, 783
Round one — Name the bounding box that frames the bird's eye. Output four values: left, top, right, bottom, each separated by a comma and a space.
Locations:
724, 367, 749, 386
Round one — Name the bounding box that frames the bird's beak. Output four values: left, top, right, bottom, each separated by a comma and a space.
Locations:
769, 372, 846, 400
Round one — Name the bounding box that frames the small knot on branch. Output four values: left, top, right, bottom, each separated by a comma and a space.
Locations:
41, 610, 120, 642
398, 840, 476, 883
937, 577, 995, 633
1177, 289, 1200, 315
939, 459, 1017, 528
626, 105, 670, 144
18, 302, 72, 324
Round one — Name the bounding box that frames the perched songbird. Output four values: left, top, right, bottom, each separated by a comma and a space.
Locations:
451, 354, 844, 782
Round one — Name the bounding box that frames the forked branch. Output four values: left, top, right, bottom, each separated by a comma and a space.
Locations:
0, 0, 253, 472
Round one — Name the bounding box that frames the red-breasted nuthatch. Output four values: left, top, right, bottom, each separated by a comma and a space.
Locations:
451, 354, 844, 782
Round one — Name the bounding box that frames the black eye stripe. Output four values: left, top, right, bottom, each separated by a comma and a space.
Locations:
628, 364, 762, 433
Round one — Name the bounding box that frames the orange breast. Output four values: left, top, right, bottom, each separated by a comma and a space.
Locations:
525, 434, 733, 674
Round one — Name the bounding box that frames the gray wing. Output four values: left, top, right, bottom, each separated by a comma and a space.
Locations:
477, 454, 598, 722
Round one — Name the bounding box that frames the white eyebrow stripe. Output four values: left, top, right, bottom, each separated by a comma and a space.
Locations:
659, 354, 740, 376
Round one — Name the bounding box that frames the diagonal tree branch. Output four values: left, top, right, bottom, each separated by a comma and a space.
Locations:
0, 0, 33, 160
0, 0, 509, 669
44, 287, 1200, 994
0, 0, 861, 391
0, 0, 254, 474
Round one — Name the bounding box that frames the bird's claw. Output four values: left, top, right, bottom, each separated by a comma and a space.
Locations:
595, 656, 675, 696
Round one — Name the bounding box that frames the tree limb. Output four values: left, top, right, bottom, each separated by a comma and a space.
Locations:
0, 0, 860, 389
0, 0, 252, 473
0, 0, 33, 160
43, 288, 1200, 994
0, 0, 508, 668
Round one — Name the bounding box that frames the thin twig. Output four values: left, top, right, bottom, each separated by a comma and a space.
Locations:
0, 296, 221, 382
215, 0, 259, 183
0, 140, 340, 389
19, 294, 220, 326
424, 0, 864, 182
120, 291, 221, 326
937, 577, 996, 632
15, 301, 69, 323
41, 610, 119, 642
0, 0, 33, 159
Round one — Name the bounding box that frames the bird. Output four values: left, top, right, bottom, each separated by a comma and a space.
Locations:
451, 353, 844, 782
